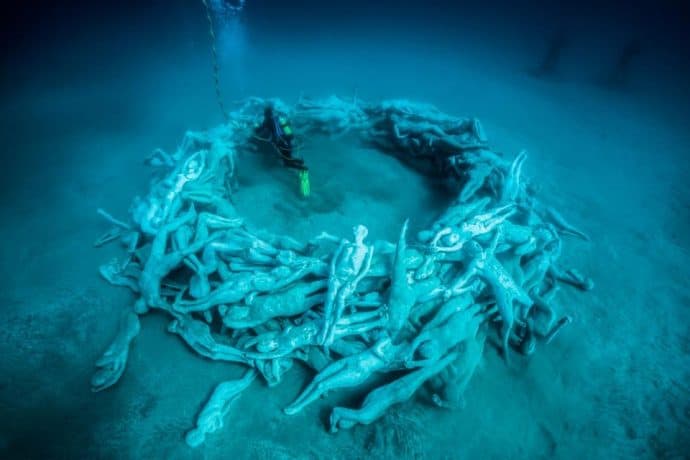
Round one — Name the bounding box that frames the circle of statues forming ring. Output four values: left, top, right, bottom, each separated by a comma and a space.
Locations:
92, 95, 593, 447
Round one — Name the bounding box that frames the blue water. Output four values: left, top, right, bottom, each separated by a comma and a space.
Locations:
1, 1, 689, 458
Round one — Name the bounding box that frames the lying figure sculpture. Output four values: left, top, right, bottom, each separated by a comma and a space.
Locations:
92, 96, 592, 447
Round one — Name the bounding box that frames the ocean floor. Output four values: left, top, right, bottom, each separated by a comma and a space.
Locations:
1, 24, 689, 459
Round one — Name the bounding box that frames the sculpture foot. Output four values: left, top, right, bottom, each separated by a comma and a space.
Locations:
329, 408, 357, 433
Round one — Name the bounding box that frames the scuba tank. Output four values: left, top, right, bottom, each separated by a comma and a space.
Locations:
279, 116, 293, 137
273, 115, 293, 138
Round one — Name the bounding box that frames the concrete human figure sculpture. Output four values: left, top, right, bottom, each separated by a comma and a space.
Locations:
92, 96, 592, 445
320, 225, 375, 348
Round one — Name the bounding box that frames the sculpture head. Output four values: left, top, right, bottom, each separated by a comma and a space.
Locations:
182, 151, 205, 181
442, 230, 462, 248
353, 225, 368, 244
186, 159, 199, 173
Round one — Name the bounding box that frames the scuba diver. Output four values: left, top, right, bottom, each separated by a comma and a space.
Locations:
254, 105, 311, 197
255, 106, 305, 170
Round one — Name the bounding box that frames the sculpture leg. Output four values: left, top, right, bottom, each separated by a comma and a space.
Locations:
459, 162, 492, 202
319, 243, 345, 345
482, 204, 517, 231
326, 249, 374, 345
328, 407, 360, 432
501, 150, 527, 202
543, 206, 590, 241
432, 333, 486, 409
494, 291, 515, 365
184, 255, 212, 299
301, 348, 333, 372
319, 282, 342, 348
283, 360, 347, 415
550, 267, 594, 291
324, 286, 353, 346
94, 208, 133, 247
544, 315, 572, 344
93, 226, 127, 248
91, 312, 141, 392
99, 258, 141, 293
336, 310, 381, 326
195, 211, 243, 241
530, 289, 557, 333
334, 318, 384, 338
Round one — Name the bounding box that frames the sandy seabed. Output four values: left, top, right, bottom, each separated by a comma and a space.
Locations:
1, 41, 689, 459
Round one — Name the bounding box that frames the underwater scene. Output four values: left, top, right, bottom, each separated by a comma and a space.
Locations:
1, 1, 689, 458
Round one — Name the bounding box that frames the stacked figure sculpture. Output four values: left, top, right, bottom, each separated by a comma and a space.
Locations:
93, 96, 592, 446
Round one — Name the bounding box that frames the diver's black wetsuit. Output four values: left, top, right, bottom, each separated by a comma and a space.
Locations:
256, 107, 307, 171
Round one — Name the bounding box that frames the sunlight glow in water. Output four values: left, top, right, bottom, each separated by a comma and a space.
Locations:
204, 0, 249, 93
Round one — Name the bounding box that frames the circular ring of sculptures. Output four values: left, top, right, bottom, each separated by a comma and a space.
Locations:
93, 95, 593, 448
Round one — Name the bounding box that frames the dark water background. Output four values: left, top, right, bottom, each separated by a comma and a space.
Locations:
2, 0, 689, 196
1, 1, 689, 459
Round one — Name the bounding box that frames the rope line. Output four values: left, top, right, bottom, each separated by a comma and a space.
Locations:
201, 0, 229, 123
